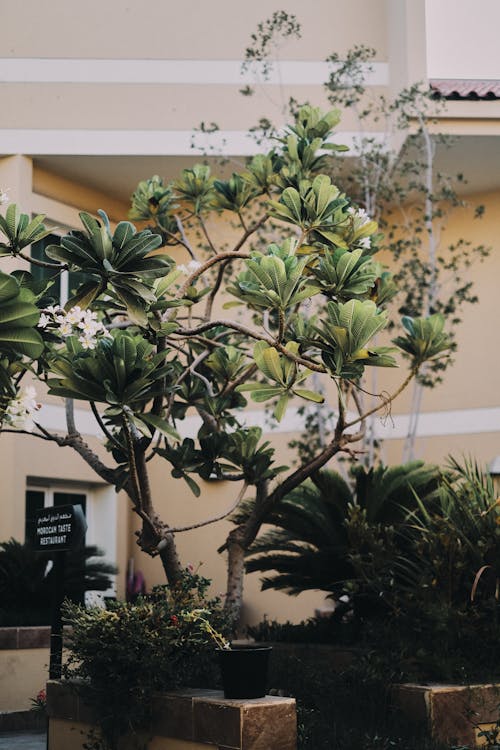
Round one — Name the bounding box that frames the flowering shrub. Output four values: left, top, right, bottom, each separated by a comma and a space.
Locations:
62, 568, 230, 749
0, 105, 452, 629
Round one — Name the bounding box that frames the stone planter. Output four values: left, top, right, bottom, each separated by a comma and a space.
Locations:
46, 680, 297, 750
393, 682, 500, 747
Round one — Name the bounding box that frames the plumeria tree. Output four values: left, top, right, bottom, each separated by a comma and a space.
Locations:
238, 15, 489, 466
0, 106, 451, 624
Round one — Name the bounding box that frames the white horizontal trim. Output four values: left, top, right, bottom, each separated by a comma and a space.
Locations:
0, 58, 388, 86
0, 129, 385, 156
372, 406, 500, 441
35, 403, 500, 442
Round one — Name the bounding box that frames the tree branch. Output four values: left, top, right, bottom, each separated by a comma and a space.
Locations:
175, 252, 250, 302
197, 215, 217, 255
168, 481, 248, 533
90, 401, 122, 450
174, 214, 197, 259
344, 367, 417, 429
233, 214, 269, 253
1, 427, 55, 441
17, 251, 66, 270
65, 398, 77, 435
176, 319, 326, 372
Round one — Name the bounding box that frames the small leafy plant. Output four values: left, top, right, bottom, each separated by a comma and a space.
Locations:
30, 687, 47, 714
62, 568, 230, 750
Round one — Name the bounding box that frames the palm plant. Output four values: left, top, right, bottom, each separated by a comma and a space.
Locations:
245, 461, 439, 599
0, 538, 117, 625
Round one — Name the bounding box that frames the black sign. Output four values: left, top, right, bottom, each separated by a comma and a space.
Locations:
32, 504, 87, 551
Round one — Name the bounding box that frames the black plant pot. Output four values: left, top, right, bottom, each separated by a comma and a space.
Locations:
218, 644, 272, 699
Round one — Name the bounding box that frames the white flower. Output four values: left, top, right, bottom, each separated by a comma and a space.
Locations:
45, 305, 63, 315
0, 188, 10, 206
37, 313, 51, 329
177, 259, 202, 276
78, 334, 97, 350
347, 206, 371, 227
4, 386, 41, 432
58, 320, 73, 337
358, 237, 371, 249
64, 306, 84, 325
49, 306, 110, 344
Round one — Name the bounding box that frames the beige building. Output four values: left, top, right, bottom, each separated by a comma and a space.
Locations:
1, 0, 500, 631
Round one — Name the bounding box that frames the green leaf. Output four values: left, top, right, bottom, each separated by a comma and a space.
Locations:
113, 221, 136, 249
0, 302, 40, 328
281, 188, 302, 222
140, 413, 180, 441
182, 472, 201, 497
0, 273, 20, 303
113, 288, 148, 327
154, 269, 182, 298
274, 393, 290, 422
65, 281, 102, 310
0, 328, 44, 358
293, 388, 325, 403
261, 346, 285, 385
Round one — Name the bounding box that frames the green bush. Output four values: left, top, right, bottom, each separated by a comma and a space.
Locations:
268, 647, 450, 750
62, 568, 230, 750
245, 460, 440, 602
248, 457, 500, 747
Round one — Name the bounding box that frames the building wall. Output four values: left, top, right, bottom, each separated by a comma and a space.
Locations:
425, 0, 500, 79
0, 0, 390, 172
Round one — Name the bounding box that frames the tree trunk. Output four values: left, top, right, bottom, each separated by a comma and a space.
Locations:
158, 532, 184, 586
224, 528, 246, 631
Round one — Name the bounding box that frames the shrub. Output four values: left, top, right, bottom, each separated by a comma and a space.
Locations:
62, 568, 230, 750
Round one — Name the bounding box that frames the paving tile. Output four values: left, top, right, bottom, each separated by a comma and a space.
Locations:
0, 731, 46, 749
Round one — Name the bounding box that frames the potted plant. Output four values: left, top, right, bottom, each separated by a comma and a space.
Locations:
185, 608, 272, 699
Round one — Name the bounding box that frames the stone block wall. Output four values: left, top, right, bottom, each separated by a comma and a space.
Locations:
393, 682, 500, 747
47, 681, 297, 750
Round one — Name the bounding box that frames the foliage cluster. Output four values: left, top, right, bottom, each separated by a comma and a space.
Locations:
62, 568, 229, 750
240, 17, 489, 464
0, 539, 116, 626
247, 457, 500, 684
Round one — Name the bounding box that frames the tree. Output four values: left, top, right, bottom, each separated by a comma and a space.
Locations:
0, 105, 451, 625
239, 18, 490, 464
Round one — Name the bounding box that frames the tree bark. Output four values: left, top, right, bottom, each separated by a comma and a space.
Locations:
157, 532, 184, 586
224, 527, 247, 630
